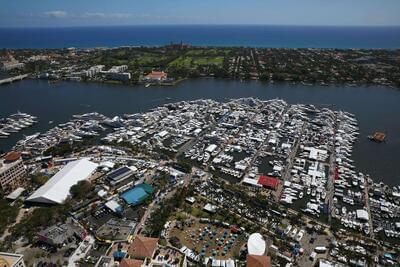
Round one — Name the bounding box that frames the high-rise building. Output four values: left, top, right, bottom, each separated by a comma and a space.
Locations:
0, 152, 26, 192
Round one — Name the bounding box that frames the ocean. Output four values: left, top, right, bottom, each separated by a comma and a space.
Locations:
1, 25, 400, 49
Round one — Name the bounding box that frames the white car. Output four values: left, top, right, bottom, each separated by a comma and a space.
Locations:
284, 225, 292, 235
290, 228, 298, 239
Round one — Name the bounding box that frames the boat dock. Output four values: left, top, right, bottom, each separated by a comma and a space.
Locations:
0, 74, 28, 85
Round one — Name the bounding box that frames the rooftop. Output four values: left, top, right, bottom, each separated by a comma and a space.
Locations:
246, 254, 271, 267
0, 252, 24, 267
4, 151, 21, 163
119, 258, 144, 267
27, 158, 98, 204
128, 235, 159, 259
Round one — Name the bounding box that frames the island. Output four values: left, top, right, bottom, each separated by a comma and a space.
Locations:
1, 44, 400, 88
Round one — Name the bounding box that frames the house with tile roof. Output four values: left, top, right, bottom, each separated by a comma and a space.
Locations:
246, 254, 271, 267
119, 258, 144, 267
128, 235, 159, 260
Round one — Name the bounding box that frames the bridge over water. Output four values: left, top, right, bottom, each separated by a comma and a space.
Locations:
0, 74, 28, 85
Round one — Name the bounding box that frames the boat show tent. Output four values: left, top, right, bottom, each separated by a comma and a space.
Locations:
356, 209, 369, 222
258, 176, 279, 190
247, 233, 266, 255
27, 159, 98, 204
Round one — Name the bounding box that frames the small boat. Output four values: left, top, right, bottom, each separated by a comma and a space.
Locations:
342, 206, 347, 215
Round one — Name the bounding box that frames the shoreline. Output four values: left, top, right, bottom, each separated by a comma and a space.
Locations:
30, 76, 400, 90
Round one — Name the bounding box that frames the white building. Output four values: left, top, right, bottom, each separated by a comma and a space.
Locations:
86, 65, 105, 77
27, 159, 98, 204
356, 209, 369, 222
109, 65, 128, 73
0, 252, 25, 267
205, 144, 217, 153
0, 152, 26, 192
1, 60, 25, 71
247, 233, 266, 255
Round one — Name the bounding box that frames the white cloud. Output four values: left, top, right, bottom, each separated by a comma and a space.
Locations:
42, 10, 67, 18
81, 12, 133, 19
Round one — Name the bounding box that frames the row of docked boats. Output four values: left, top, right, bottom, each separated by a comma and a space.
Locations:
12, 113, 112, 155
0, 112, 37, 138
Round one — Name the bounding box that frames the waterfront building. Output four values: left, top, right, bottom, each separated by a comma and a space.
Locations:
109, 65, 128, 73
86, 65, 105, 77
101, 65, 131, 81
0, 55, 25, 71
0, 152, 26, 192
105, 71, 131, 81
144, 71, 167, 82
0, 252, 25, 267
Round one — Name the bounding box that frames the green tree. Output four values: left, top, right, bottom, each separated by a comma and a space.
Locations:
32, 174, 49, 186
70, 180, 93, 200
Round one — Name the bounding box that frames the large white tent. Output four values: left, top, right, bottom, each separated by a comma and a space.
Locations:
247, 233, 266, 255
27, 158, 98, 204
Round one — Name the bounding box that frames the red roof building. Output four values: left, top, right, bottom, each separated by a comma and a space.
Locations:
145, 71, 167, 81
119, 258, 144, 267
4, 151, 21, 163
257, 176, 279, 190
246, 255, 271, 267
128, 235, 159, 260
334, 167, 340, 180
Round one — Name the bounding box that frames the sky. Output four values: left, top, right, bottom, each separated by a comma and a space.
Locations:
1, 0, 400, 27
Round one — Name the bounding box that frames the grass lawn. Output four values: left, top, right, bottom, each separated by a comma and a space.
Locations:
194, 57, 224, 65
136, 53, 169, 65
185, 49, 231, 57
169, 53, 225, 68
168, 56, 193, 68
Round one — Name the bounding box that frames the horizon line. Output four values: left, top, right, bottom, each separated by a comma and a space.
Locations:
1, 23, 400, 29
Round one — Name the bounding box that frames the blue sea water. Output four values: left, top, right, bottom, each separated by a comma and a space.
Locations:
1, 25, 400, 49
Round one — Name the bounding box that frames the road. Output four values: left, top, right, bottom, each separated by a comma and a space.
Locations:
277, 122, 306, 198
134, 170, 192, 236
363, 180, 374, 238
